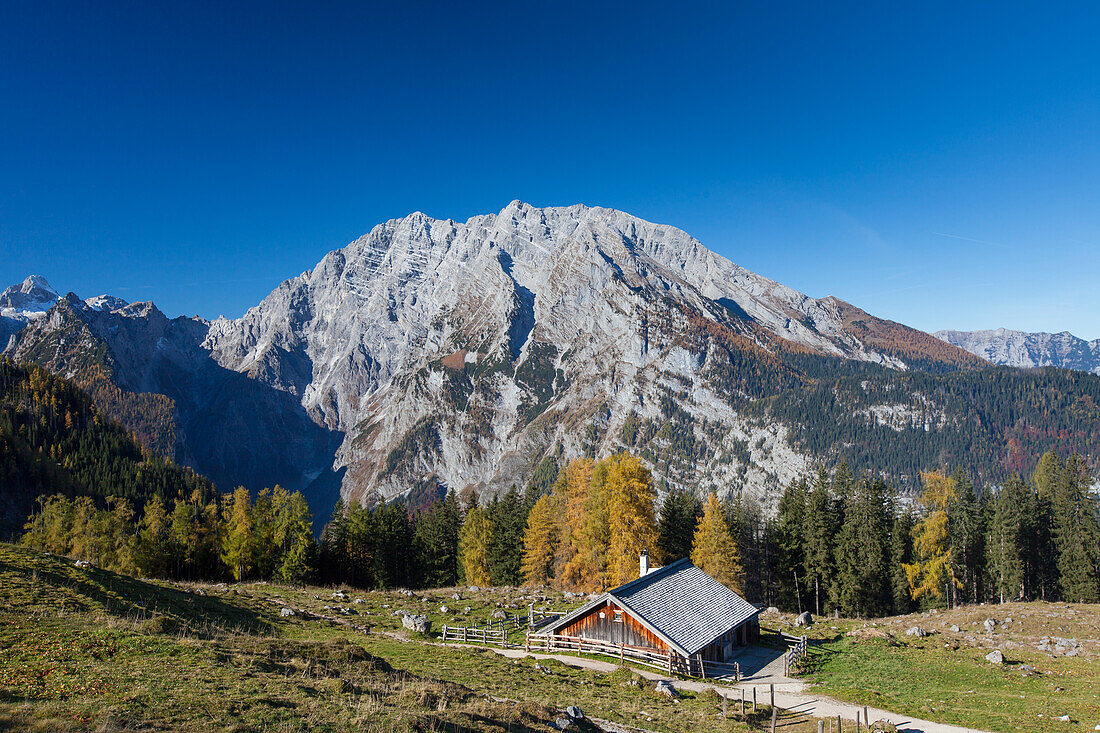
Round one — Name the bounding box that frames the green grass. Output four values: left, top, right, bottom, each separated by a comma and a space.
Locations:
789, 605, 1100, 733
0, 544, 825, 732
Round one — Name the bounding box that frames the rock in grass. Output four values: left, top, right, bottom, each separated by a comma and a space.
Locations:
280, 607, 296, 617
905, 626, 927, 638
1019, 664, 1038, 676
985, 649, 1004, 665
983, 618, 997, 633
565, 705, 584, 719
795, 611, 813, 627
655, 680, 679, 699
401, 614, 431, 633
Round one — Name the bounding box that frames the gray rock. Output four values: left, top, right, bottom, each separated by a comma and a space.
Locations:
468, 586, 480, 593
279, 607, 296, 617
765, 606, 780, 615
491, 609, 508, 619
983, 618, 997, 633
985, 649, 1004, 665
795, 612, 813, 627
948, 624, 960, 633
655, 680, 679, 699
565, 706, 584, 719
440, 605, 450, 614
1019, 664, 1038, 676
905, 626, 927, 638
401, 614, 431, 634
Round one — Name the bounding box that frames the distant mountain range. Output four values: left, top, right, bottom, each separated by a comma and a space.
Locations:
4, 202, 1098, 518
936, 328, 1100, 375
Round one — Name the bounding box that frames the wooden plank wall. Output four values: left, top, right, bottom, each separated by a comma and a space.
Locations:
560, 600, 669, 651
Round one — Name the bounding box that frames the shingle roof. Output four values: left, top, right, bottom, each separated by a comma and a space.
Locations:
548, 558, 760, 656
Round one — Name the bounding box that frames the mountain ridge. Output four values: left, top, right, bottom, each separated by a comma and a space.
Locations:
4, 202, 1091, 517
936, 327, 1100, 375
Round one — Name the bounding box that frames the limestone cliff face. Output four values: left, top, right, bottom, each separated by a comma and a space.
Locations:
936, 328, 1100, 375
6, 202, 985, 513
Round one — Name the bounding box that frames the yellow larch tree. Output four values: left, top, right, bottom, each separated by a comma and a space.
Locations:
458, 505, 493, 587
521, 493, 562, 586
903, 470, 962, 603
690, 492, 743, 593
605, 452, 658, 588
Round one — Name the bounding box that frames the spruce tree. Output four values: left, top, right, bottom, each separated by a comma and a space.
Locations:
1053, 454, 1100, 602
487, 486, 526, 586
832, 476, 892, 618
413, 491, 462, 588
774, 478, 807, 612
803, 467, 835, 616
657, 488, 702, 564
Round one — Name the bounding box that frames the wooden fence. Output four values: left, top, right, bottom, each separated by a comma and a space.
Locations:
784, 635, 808, 675
525, 633, 746, 680
441, 625, 507, 646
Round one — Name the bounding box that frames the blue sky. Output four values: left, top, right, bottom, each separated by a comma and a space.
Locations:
2, 1, 1098, 338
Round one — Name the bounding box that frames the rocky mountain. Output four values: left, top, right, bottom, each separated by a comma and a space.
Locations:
6, 202, 1097, 519
936, 328, 1100, 375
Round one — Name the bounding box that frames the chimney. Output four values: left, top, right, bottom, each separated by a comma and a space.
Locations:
639, 550, 649, 577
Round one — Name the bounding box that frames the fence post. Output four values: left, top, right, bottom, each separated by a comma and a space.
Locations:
864, 706, 869, 727
734, 661, 740, 682
818, 722, 824, 733
770, 707, 777, 733
770, 683, 774, 709
741, 687, 745, 715
837, 715, 842, 732
442, 626, 447, 643
620, 643, 625, 663
722, 692, 727, 717
857, 708, 862, 732
753, 687, 757, 712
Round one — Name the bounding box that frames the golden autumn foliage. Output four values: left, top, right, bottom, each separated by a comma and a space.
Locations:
903, 470, 962, 601
458, 505, 493, 587
690, 493, 743, 593
520, 452, 659, 593
520, 493, 562, 586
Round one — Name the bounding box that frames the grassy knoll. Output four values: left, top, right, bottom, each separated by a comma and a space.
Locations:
0, 544, 824, 732
775, 604, 1100, 733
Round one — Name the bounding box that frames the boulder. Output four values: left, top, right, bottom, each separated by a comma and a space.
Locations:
655, 680, 679, 699
280, 607, 296, 617
905, 626, 927, 638
402, 614, 431, 634
983, 618, 997, 633
451, 593, 462, 600
440, 605, 450, 614
948, 624, 961, 633
565, 706, 584, 719
491, 609, 508, 619
1019, 664, 1038, 676
985, 649, 1004, 665
795, 612, 813, 627
765, 606, 780, 615
468, 586, 481, 592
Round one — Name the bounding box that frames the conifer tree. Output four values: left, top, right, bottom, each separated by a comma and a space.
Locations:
221, 487, 254, 581
690, 493, 742, 593
605, 453, 658, 587
413, 491, 462, 588
275, 489, 316, 583
657, 488, 702, 564
458, 505, 493, 586
487, 486, 527, 585
774, 478, 807, 612
987, 474, 1030, 602
890, 508, 916, 614
136, 494, 171, 577
803, 467, 835, 616
947, 469, 983, 605
1053, 454, 1100, 602
320, 499, 350, 585
521, 493, 562, 586
903, 471, 962, 605
832, 476, 891, 617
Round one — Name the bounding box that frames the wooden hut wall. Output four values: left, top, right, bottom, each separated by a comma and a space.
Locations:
560, 601, 668, 651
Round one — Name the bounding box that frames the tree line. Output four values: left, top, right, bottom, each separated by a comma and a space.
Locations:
22, 485, 316, 583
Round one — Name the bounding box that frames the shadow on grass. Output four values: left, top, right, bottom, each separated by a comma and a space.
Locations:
8, 551, 274, 637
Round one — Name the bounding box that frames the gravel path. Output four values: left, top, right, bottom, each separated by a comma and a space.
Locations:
491, 647, 993, 733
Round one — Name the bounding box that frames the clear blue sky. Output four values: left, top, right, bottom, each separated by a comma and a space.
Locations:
2, 2, 1098, 338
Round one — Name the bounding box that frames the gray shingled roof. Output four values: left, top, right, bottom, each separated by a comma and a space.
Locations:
548, 558, 760, 656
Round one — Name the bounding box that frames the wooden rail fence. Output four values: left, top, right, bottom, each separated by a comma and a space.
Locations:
525, 633, 746, 680
784, 635, 808, 675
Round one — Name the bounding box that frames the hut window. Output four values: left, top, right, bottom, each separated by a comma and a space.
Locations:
613, 610, 623, 623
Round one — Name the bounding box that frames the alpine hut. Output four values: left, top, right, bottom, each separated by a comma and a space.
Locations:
542, 553, 760, 676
